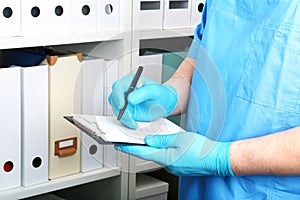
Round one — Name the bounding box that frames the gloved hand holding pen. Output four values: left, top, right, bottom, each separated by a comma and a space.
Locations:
108, 74, 178, 129
116, 131, 234, 177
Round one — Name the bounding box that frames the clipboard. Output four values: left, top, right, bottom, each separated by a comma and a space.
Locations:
64, 116, 107, 144
64, 114, 184, 146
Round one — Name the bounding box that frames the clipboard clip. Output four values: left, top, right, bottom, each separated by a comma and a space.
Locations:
72, 115, 105, 135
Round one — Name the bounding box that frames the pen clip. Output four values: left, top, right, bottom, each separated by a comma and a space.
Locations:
117, 66, 144, 121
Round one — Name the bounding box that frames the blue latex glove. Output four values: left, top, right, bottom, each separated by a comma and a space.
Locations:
115, 132, 234, 177
108, 74, 178, 129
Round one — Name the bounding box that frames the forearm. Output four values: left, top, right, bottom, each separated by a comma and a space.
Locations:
164, 57, 196, 115
230, 126, 300, 176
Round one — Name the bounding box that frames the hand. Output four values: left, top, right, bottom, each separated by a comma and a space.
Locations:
115, 132, 234, 177
108, 74, 178, 129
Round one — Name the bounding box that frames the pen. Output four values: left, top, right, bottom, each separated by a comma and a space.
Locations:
117, 66, 144, 121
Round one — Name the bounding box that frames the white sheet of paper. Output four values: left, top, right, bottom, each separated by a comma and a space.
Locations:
73, 114, 184, 144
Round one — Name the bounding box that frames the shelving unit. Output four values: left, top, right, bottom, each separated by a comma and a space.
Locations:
139, 28, 194, 40
0, 167, 120, 200
0, 31, 123, 50
129, 1, 196, 198
0, 1, 132, 200
0, 29, 131, 197
128, 30, 193, 200
135, 174, 169, 200
0, 0, 200, 199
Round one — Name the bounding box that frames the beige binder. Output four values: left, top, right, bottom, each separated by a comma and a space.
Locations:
44, 53, 82, 179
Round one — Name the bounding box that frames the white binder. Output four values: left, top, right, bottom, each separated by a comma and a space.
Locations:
81, 58, 105, 172
137, 0, 163, 30
70, 0, 97, 34
103, 60, 118, 116
163, 0, 191, 29
103, 60, 119, 168
21, 0, 48, 36
138, 54, 163, 83
81, 133, 104, 172
47, 0, 71, 35
0, 0, 21, 37
97, 0, 119, 32
82, 58, 105, 116
21, 65, 49, 186
0, 67, 21, 191
190, 0, 205, 28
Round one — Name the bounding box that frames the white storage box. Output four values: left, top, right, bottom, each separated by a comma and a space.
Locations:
190, 0, 205, 28
163, 0, 191, 29
0, 67, 21, 191
97, 0, 119, 32
21, 0, 48, 36
137, 0, 164, 30
70, 0, 97, 34
47, 0, 71, 35
0, 0, 21, 37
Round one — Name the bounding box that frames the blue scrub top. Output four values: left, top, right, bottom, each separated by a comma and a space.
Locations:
182, 0, 300, 199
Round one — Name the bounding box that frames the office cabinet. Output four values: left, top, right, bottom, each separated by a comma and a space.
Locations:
0, 1, 131, 200
130, 1, 195, 198
0, 0, 198, 199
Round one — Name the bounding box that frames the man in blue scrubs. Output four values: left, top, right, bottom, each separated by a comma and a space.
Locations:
110, 0, 300, 199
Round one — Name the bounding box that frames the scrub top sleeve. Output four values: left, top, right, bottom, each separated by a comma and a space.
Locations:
187, 2, 207, 59
187, 23, 204, 59
187, 36, 201, 59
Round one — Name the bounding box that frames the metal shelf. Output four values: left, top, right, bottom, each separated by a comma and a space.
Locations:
139, 28, 194, 40
0, 167, 121, 200
0, 31, 124, 50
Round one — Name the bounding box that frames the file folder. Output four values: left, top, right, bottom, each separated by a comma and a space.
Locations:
163, 0, 191, 29
138, 54, 163, 83
97, 0, 119, 32
47, 0, 71, 35
21, 0, 48, 36
0, 0, 21, 37
70, 0, 97, 34
137, 0, 163, 30
81, 133, 104, 172
44, 53, 82, 179
190, 0, 205, 28
82, 58, 105, 116
103, 60, 119, 168
81, 58, 105, 172
103, 60, 118, 116
21, 65, 49, 186
0, 67, 21, 191
104, 144, 117, 168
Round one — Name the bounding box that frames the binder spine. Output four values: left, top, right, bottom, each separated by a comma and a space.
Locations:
0, 0, 21, 37
47, 54, 82, 179
0, 67, 21, 191
21, 65, 49, 186
103, 60, 119, 168
96, 0, 120, 32
81, 58, 105, 172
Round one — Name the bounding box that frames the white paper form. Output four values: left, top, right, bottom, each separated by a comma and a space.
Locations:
71, 114, 184, 144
